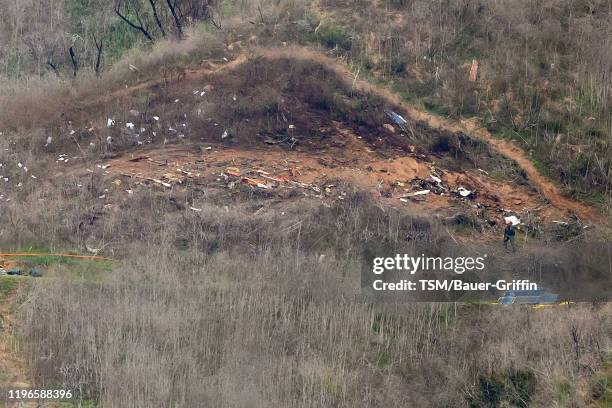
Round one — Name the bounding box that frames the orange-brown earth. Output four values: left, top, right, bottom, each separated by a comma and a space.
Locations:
55, 46, 600, 228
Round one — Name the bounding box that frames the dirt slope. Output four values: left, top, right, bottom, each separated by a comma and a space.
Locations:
102, 45, 599, 223
245, 47, 599, 221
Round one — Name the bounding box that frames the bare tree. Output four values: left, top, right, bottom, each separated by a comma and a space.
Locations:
165, 0, 184, 39
114, 0, 154, 41
148, 0, 167, 38
69, 46, 78, 77
94, 35, 103, 76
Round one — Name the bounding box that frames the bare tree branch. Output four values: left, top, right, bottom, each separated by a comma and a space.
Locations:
114, 1, 154, 41
148, 0, 167, 38
165, 0, 184, 39
46, 60, 60, 77
210, 16, 222, 30
94, 35, 104, 76
69, 46, 78, 77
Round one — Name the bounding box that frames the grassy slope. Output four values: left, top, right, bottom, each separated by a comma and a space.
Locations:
310, 0, 611, 211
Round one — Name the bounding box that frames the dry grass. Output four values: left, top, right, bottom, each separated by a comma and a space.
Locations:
0, 4, 610, 405
2, 186, 607, 407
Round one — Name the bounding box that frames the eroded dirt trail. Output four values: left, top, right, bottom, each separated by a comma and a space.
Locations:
233, 47, 599, 221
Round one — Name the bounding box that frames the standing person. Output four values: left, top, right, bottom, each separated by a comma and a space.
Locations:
503, 221, 517, 253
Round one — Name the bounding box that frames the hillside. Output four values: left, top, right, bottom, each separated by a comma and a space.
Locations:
0, 1, 611, 407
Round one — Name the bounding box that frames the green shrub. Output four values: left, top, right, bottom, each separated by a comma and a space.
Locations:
317, 22, 351, 50
468, 370, 536, 408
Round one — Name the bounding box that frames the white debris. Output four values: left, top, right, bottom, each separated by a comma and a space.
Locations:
126, 122, 135, 130
430, 175, 442, 184
126, 189, 134, 195
205, 146, 212, 150
174, 99, 180, 103
190, 206, 203, 212
384, 110, 408, 129
107, 118, 115, 127
151, 179, 171, 188
128, 64, 139, 72
200, 91, 205, 97
221, 130, 229, 139
169, 127, 177, 132
153, 116, 160, 121
69, 130, 76, 135
17, 162, 22, 168
405, 190, 430, 197
457, 187, 472, 197
31, 175, 37, 179
106, 136, 112, 145
504, 216, 521, 226
45, 136, 53, 146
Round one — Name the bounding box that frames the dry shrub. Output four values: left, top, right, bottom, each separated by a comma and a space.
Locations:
14, 190, 611, 407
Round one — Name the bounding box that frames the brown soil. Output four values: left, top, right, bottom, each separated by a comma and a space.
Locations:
67, 45, 599, 225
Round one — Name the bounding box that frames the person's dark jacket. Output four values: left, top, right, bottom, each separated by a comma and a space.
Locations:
504, 225, 516, 238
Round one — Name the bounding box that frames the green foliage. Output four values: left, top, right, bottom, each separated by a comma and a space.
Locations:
0, 277, 18, 301
553, 380, 575, 406
316, 22, 351, 50
590, 354, 612, 405
468, 370, 536, 408
376, 349, 393, 368
104, 19, 144, 65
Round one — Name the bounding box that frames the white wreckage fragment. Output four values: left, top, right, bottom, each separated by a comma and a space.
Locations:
457, 186, 472, 197
107, 118, 115, 127
384, 110, 408, 130
504, 215, 521, 226
404, 189, 430, 197
430, 175, 442, 184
